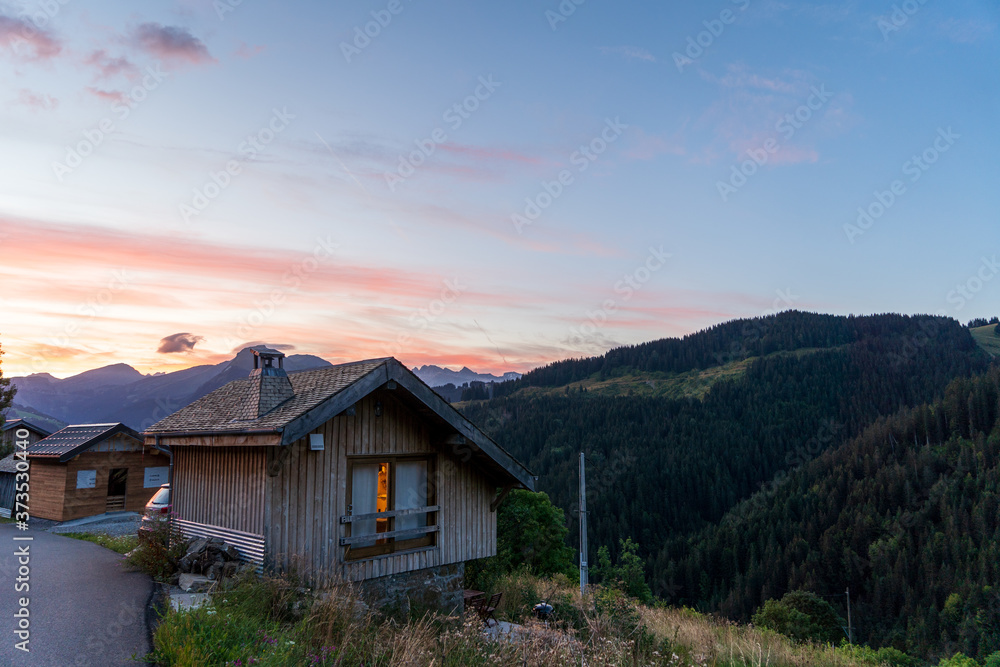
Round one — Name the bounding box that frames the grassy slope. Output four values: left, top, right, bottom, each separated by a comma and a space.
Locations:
151, 569, 892, 667
460, 346, 845, 404
4, 404, 68, 432
970, 325, 1000, 357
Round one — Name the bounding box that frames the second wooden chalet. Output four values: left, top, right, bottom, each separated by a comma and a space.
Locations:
145, 347, 534, 614
27, 423, 169, 521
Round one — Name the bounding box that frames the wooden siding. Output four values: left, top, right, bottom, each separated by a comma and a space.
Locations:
60, 449, 167, 521
0, 473, 14, 515
26, 460, 66, 521
173, 447, 266, 535
1, 427, 46, 451
264, 390, 497, 585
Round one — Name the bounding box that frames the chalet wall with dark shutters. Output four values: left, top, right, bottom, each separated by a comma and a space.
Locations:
264, 390, 496, 584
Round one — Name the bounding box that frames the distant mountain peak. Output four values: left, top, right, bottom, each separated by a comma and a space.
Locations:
411, 365, 521, 388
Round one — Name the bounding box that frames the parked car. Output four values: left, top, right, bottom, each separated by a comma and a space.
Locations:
139, 483, 170, 534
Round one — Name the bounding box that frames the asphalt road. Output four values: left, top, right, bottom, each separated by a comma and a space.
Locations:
0, 523, 153, 666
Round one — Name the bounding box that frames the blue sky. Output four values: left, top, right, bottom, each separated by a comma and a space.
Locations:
0, 0, 997, 377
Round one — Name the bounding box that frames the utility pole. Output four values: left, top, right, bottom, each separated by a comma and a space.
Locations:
579, 452, 588, 597
846, 587, 853, 644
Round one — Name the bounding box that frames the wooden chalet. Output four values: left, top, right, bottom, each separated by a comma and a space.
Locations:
27, 423, 169, 521
1, 418, 52, 451
1, 419, 53, 517
145, 347, 534, 613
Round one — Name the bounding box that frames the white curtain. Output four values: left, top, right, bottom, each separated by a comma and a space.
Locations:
395, 461, 427, 532
351, 463, 379, 546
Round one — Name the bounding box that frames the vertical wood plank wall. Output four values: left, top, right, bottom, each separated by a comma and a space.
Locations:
28, 445, 168, 521
265, 390, 497, 585
174, 447, 266, 535
25, 461, 66, 521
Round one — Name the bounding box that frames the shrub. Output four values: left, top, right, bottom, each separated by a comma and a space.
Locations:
124, 516, 187, 582
594, 537, 653, 603
938, 653, 980, 667
836, 641, 923, 667
752, 590, 845, 644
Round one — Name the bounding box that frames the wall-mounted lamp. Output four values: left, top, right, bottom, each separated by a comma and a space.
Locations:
375, 401, 383, 417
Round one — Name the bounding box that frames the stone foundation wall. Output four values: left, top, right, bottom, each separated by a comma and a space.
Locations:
358, 561, 464, 618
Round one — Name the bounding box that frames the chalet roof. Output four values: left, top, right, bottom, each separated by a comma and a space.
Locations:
0, 455, 18, 474
1, 418, 52, 437
147, 359, 387, 433
146, 357, 535, 490
28, 423, 143, 462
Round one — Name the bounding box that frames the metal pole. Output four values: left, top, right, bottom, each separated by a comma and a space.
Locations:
579, 452, 588, 596
846, 587, 853, 644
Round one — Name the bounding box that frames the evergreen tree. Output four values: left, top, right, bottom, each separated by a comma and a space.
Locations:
0, 339, 16, 423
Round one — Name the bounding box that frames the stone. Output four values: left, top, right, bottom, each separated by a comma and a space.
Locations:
178, 574, 213, 593
357, 562, 464, 620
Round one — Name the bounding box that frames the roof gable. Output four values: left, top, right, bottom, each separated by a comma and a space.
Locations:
29, 423, 143, 462
1, 418, 52, 437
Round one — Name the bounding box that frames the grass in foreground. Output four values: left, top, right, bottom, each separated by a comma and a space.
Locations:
61, 531, 139, 555
148, 569, 924, 667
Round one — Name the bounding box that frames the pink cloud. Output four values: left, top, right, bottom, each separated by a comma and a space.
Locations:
0, 14, 62, 61
14, 88, 57, 111
729, 134, 819, 166
624, 128, 685, 161
131, 23, 215, 65
437, 143, 542, 165
85, 49, 139, 80
234, 42, 266, 59
85, 87, 127, 104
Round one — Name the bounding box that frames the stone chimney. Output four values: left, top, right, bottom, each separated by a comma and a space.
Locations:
238, 346, 294, 420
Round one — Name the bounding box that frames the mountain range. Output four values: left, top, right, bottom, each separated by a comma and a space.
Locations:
5, 351, 516, 432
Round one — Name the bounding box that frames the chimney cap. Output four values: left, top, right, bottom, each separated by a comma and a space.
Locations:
251, 345, 285, 358
250, 346, 286, 372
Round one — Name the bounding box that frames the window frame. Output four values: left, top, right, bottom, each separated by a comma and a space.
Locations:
344, 454, 437, 561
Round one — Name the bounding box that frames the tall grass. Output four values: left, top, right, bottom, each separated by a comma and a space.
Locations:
150, 570, 894, 667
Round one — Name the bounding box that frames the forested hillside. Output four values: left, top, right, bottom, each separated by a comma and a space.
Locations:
460, 311, 996, 661
663, 367, 1000, 662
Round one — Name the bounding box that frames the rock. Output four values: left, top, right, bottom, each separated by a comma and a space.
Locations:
178, 574, 213, 593
184, 538, 208, 557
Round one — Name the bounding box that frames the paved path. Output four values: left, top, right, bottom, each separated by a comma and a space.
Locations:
0, 523, 152, 666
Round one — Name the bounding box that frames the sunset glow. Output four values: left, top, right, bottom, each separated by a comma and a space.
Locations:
1, 1, 996, 379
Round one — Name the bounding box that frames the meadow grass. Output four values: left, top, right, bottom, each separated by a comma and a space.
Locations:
61, 531, 139, 555
147, 569, 906, 666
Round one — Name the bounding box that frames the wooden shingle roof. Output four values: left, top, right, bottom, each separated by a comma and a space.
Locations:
0, 455, 18, 474
146, 357, 535, 491
28, 423, 143, 462
146, 359, 388, 434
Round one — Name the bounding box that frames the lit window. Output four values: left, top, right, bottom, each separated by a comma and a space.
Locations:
346, 456, 435, 560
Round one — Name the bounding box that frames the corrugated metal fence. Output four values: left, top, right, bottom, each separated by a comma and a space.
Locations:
175, 518, 265, 571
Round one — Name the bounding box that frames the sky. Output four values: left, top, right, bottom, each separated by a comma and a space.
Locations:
0, 0, 997, 379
